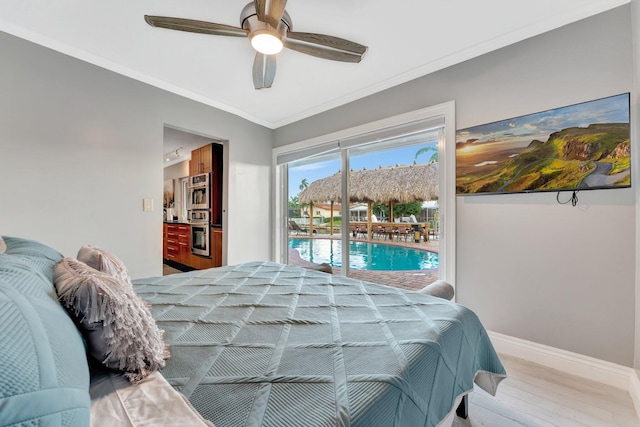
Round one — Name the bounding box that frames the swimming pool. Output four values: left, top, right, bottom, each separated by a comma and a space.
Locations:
289, 238, 439, 271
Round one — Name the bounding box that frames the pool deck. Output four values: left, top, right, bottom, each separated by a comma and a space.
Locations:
288, 233, 440, 292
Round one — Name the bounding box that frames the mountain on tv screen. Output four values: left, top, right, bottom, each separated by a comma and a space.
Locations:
456, 93, 630, 195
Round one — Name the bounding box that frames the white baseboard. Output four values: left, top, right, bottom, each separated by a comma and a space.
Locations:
488, 330, 640, 421
629, 370, 640, 423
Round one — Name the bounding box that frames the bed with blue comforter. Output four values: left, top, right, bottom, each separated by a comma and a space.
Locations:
132, 261, 505, 427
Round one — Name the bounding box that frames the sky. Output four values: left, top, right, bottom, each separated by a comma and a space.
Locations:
456, 93, 629, 149
288, 141, 438, 198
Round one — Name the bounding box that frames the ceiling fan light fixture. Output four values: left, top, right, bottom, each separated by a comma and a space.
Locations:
250, 30, 283, 55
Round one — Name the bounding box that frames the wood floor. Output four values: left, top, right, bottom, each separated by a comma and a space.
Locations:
162, 263, 183, 275
454, 354, 639, 426
162, 264, 638, 426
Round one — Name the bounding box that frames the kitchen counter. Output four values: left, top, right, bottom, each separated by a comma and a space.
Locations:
164, 220, 223, 228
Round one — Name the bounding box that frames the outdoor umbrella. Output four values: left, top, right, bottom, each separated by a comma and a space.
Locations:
299, 162, 439, 237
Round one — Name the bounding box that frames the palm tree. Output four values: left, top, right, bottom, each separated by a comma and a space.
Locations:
299, 178, 309, 217
288, 195, 301, 217
299, 178, 309, 191
414, 145, 438, 163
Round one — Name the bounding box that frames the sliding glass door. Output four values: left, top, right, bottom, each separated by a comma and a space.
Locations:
282, 128, 442, 290
344, 131, 440, 289
286, 151, 342, 269
275, 102, 456, 289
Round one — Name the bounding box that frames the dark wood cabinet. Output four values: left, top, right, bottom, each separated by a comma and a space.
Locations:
210, 144, 223, 225
163, 223, 168, 259
212, 228, 222, 267
165, 223, 190, 265
165, 224, 180, 262
177, 225, 190, 264
163, 223, 221, 270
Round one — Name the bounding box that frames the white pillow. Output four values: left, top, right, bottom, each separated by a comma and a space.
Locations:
77, 245, 131, 284
54, 258, 169, 383
0, 236, 6, 254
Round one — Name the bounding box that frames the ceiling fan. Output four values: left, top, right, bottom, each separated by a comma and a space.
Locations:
144, 0, 367, 89
144, 0, 367, 90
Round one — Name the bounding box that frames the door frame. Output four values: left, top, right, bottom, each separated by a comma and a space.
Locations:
272, 100, 456, 285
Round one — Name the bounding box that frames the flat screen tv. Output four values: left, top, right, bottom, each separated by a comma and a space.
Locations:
455, 93, 630, 195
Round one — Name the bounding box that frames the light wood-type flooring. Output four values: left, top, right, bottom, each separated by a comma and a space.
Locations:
454, 354, 638, 426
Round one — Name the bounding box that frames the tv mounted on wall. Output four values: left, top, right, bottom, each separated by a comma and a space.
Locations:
456, 93, 630, 195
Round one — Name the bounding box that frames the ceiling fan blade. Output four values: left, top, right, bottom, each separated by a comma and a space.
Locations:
144, 15, 248, 37
266, 0, 288, 28
253, 52, 277, 89
285, 32, 367, 63
254, 0, 266, 22
253, 0, 287, 28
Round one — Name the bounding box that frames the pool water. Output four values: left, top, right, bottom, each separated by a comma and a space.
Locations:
289, 238, 439, 271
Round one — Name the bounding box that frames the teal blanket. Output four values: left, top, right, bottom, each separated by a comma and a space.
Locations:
133, 262, 505, 427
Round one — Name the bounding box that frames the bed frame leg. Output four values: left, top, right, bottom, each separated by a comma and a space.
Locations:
456, 394, 469, 419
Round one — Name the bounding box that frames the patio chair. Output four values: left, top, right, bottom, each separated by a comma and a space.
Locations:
289, 220, 309, 235
374, 225, 385, 240
382, 225, 395, 240
396, 226, 412, 241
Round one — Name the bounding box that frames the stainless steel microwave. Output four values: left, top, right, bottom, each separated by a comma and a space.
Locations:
189, 173, 209, 188
188, 210, 209, 223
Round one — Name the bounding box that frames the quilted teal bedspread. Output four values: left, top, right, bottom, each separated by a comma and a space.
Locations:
133, 262, 505, 427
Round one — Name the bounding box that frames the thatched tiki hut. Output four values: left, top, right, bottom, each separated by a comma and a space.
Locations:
298, 163, 439, 237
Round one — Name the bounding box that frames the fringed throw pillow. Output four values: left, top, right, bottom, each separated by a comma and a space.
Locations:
54, 258, 169, 383
77, 244, 131, 285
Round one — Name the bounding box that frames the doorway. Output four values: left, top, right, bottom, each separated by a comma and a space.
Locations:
163, 126, 226, 273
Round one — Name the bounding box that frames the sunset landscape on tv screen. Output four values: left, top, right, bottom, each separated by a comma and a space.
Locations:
456, 93, 630, 195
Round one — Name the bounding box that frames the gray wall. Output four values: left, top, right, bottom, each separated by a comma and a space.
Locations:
632, 0, 640, 370
275, 6, 636, 366
0, 31, 274, 278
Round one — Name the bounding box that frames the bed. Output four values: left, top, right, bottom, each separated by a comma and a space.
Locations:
132, 261, 506, 427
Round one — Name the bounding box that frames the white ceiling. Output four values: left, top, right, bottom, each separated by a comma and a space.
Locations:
163, 127, 222, 168
0, 0, 628, 131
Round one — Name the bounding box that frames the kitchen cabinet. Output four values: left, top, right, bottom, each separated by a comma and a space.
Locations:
212, 228, 223, 267
177, 224, 190, 264
162, 223, 168, 259
165, 224, 180, 262
165, 223, 190, 265
163, 223, 222, 270
189, 144, 212, 175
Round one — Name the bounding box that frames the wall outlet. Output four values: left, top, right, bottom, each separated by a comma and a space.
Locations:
143, 198, 153, 212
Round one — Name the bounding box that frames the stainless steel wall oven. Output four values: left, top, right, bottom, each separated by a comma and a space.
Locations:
188, 173, 210, 210
190, 223, 209, 257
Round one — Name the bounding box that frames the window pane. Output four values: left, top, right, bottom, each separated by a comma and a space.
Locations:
345, 130, 440, 290
287, 152, 342, 270
284, 128, 442, 292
